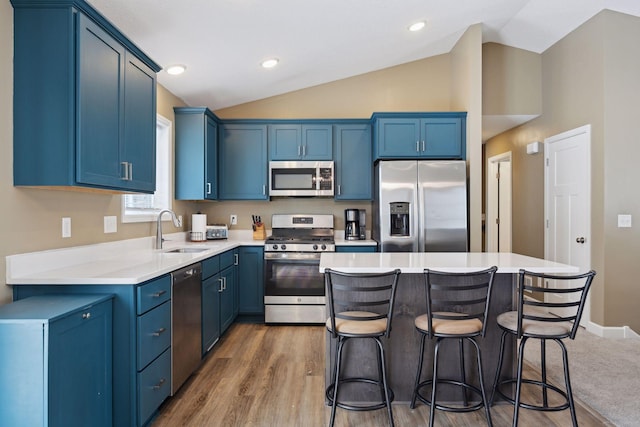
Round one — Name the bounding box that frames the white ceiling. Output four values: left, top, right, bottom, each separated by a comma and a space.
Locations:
89, 0, 640, 119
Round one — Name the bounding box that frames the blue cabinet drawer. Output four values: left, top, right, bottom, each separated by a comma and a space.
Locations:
137, 301, 171, 370
219, 249, 236, 270
136, 275, 171, 315
137, 348, 171, 426
202, 255, 220, 280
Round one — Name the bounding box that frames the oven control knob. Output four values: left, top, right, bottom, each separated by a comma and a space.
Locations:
321, 244, 327, 250
313, 244, 318, 250
272, 244, 278, 250
281, 244, 286, 250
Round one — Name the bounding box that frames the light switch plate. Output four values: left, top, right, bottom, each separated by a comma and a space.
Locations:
618, 214, 632, 228
62, 217, 71, 238
104, 216, 117, 233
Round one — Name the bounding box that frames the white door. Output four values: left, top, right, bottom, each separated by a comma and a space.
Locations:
544, 125, 591, 325
486, 152, 512, 252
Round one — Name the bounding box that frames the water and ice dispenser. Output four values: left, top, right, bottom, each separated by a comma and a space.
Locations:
389, 202, 410, 236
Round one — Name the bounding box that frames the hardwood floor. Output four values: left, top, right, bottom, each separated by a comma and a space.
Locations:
152, 323, 612, 427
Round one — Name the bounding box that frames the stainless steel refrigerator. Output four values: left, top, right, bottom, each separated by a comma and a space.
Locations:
373, 160, 468, 252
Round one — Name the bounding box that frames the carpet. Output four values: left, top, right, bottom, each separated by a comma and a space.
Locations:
522, 328, 640, 427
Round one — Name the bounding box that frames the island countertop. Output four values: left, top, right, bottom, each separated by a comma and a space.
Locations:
319, 251, 579, 274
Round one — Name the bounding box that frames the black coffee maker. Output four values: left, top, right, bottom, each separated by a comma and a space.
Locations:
345, 209, 361, 240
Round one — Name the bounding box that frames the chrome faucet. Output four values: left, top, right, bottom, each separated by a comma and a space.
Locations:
156, 209, 181, 249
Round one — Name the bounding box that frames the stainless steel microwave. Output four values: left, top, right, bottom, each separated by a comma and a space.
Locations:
269, 161, 334, 196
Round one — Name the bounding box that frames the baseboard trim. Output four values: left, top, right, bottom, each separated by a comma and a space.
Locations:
585, 321, 639, 338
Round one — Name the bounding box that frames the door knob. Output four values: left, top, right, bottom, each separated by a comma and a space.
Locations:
576, 237, 585, 244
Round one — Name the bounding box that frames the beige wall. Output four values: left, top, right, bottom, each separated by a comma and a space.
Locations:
485, 10, 640, 331
0, 0, 192, 304
450, 24, 483, 251
482, 43, 542, 116
215, 54, 452, 119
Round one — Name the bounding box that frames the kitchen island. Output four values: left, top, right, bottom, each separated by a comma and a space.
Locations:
319, 252, 579, 403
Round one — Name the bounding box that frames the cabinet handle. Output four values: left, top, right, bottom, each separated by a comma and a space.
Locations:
422, 141, 425, 152
128, 162, 133, 181
151, 327, 167, 337
337, 184, 341, 196
82, 312, 91, 319
222, 276, 227, 290
263, 185, 266, 195
152, 290, 167, 298
207, 182, 212, 195
121, 162, 129, 180
152, 378, 166, 390
416, 141, 420, 152
302, 145, 306, 157
234, 253, 239, 265
218, 278, 224, 292
298, 145, 301, 156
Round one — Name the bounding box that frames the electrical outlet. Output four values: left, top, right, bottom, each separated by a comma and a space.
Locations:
104, 216, 117, 233
230, 214, 238, 225
62, 217, 71, 238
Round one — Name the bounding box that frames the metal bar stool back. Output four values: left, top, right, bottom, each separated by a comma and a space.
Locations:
491, 269, 596, 427
324, 268, 401, 427
411, 266, 497, 427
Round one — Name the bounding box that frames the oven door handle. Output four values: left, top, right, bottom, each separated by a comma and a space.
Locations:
264, 252, 324, 261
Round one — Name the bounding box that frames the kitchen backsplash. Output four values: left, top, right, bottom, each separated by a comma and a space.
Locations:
193, 199, 372, 231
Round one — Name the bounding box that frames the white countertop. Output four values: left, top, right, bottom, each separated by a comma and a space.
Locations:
319, 252, 579, 274
5, 231, 375, 286
6, 231, 264, 285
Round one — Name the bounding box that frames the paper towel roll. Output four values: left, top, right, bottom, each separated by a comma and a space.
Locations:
191, 213, 207, 241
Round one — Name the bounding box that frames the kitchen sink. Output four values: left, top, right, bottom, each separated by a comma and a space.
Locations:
164, 247, 209, 254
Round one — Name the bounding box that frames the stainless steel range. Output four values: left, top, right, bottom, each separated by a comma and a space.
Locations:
264, 214, 334, 324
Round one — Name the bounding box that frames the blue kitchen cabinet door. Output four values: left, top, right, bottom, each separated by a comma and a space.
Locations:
11, 3, 159, 193
219, 124, 268, 200
238, 246, 265, 315
202, 273, 221, 355
0, 295, 113, 427
375, 118, 422, 158
334, 124, 372, 200
420, 117, 464, 158
175, 108, 219, 200
336, 245, 377, 253
269, 124, 332, 160
374, 114, 466, 160
220, 264, 237, 333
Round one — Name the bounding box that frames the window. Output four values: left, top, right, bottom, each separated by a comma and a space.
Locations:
122, 114, 172, 222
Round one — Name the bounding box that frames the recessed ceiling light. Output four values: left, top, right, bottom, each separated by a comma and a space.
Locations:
261, 58, 279, 69
166, 64, 186, 75
408, 21, 426, 32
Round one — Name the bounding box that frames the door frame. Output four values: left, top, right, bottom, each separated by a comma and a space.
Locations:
486, 151, 512, 252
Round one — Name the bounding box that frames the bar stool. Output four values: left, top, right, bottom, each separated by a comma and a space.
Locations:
324, 268, 401, 427
491, 269, 596, 427
410, 266, 497, 427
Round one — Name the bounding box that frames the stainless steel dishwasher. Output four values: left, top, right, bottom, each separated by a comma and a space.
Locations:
170, 263, 202, 395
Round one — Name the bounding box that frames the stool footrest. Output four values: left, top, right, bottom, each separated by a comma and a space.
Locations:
414, 379, 486, 413
326, 377, 394, 412
495, 378, 570, 412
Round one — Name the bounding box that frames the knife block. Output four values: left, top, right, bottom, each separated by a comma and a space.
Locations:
253, 224, 266, 240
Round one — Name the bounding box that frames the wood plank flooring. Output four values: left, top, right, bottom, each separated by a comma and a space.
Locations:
152, 323, 613, 427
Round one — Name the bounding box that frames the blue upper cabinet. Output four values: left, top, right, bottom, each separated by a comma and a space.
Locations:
219, 124, 269, 200
174, 107, 219, 200
11, 0, 161, 193
373, 112, 466, 160
334, 123, 373, 200
269, 123, 333, 160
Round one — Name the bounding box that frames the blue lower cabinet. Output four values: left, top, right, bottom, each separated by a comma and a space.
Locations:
238, 246, 265, 315
137, 348, 171, 426
12, 275, 171, 427
336, 245, 377, 253
0, 294, 113, 427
